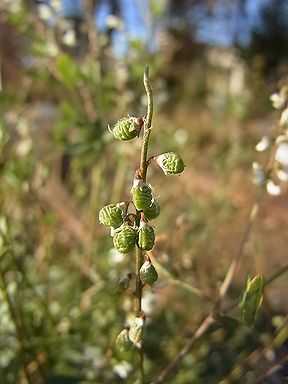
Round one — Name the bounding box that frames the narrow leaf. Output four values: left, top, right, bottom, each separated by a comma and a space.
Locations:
241, 274, 265, 326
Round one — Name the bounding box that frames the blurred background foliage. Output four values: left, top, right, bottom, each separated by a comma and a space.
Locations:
0, 0, 288, 383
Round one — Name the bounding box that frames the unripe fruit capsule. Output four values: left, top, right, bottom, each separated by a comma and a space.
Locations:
99, 204, 123, 228
115, 328, 133, 351
117, 273, 132, 292
113, 226, 138, 254
140, 260, 158, 285
128, 316, 144, 349
143, 199, 160, 220
138, 221, 155, 251
110, 116, 143, 141
156, 152, 185, 175
130, 180, 153, 211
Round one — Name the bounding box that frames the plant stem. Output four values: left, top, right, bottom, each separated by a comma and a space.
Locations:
135, 245, 144, 315
134, 66, 154, 384
140, 66, 153, 182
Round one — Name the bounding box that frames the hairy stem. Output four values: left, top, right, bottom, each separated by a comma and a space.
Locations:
140, 66, 153, 182
134, 66, 154, 384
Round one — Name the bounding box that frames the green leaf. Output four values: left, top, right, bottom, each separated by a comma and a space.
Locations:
241, 274, 265, 326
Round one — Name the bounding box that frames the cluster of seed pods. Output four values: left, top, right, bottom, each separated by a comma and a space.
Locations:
99, 172, 160, 286
99, 115, 185, 350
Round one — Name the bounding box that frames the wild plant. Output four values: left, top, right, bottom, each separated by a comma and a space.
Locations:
99, 66, 185, 382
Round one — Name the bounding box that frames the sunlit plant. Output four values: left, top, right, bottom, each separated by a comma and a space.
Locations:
99, 66, 185, 382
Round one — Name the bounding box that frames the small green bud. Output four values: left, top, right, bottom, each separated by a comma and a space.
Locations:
99, 203, 124, 228
113, 225, 138, 254
109, 116, 143, 141
115, 328, 133, 351
143, 199, 160, 220
140, 259, 158, 285
131, 179, 153, 211
117, 273, 132, 292
138, 221, 155, 251
155, 152, 185, 175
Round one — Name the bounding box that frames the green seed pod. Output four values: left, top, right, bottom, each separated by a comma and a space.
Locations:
99, 204, 123, 228
110, 116, 143, 141
143, 199, 160, 220
128, 317, 144, 349
138, 221, 155, 251
130, 180, 153, 211
140, 260, 158, 285
113, 226, 138, 254
117, 273, 132, 292
115, 328, 133, 352
156, 152, 185, 175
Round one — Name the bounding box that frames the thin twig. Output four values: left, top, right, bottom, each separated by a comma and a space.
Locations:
218, 188, 265, 301
265, 263, 288, 285
152, 258, 208, 298
220, 316, 288, 383
152, 314, 214, 384
152, 259, 288, 384
254, 354, 288, 384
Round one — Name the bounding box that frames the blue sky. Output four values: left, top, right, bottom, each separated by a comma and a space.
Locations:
59, 0, 270, 53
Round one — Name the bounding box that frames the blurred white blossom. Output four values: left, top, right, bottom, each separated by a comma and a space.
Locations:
270, 92, 286, 110
62, 29, 77, 47
255, 136, 270, 152
266, 180, 282, 196
275, 141, 288, 166
38, 4, 53, 20
113, 362, 132, 379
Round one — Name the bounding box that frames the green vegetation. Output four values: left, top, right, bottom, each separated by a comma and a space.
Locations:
0, 1, 287, 383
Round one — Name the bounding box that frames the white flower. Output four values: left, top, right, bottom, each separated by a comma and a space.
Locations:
113, 362, 132, 379
275, 167, 288, 182
62, 29, 77, 47
106, 15, 123, 29
270, 92, 286, 109
266, 180, 282, 196
275, 141, 288, 167
255, 136, 270, 152
38, 4, 53, 20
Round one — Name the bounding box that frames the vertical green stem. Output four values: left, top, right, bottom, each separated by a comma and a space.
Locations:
140, 66, 154, 182
134, 66, 154, 384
